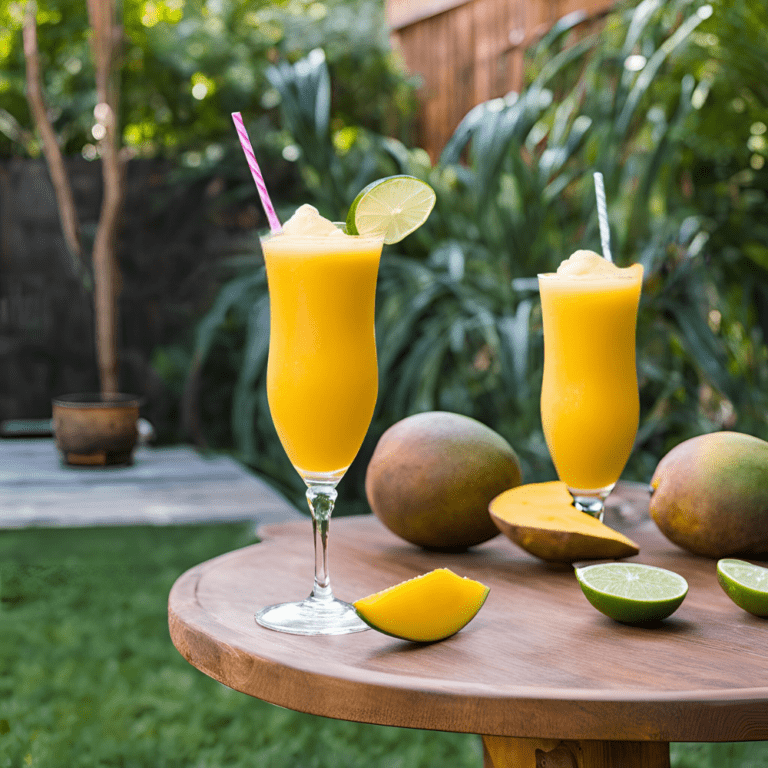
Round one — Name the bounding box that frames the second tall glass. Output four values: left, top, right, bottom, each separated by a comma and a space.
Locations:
539, 263, 643, 520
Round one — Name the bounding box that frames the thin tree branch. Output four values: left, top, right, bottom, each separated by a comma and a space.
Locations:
22, 0, 88, 286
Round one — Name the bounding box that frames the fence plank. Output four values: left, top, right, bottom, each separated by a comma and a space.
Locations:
389, 0, 615, 159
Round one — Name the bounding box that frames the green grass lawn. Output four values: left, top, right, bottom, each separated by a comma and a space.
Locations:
0, 524, 766, 767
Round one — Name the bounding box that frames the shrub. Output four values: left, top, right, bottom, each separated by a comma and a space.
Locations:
0, 0, 417, 161
189, 0, 768, 512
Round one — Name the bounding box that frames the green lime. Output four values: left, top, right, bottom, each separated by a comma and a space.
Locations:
346, 175, 436, 244
717, 559, 768, 617
575, 563, 688, 624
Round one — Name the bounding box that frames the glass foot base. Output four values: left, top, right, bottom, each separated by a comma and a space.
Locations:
255, 595, 369, 636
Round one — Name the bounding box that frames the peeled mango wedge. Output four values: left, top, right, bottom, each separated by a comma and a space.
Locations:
353, 568, 489, 643
489, 481, 639, 563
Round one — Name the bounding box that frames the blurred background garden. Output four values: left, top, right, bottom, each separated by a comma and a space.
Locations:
1, 0, 768, 764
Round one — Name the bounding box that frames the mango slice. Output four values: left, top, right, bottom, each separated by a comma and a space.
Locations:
489, 481, 639, 563
353, 568, 489, 643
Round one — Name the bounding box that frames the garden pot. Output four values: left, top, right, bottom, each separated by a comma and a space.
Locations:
52, 393, 143, 466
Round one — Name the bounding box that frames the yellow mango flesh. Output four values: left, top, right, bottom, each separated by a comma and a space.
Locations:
353, 568, 489, 643
489, 481, 639, 562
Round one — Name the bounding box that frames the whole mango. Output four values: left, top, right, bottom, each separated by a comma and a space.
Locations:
365, 411, 522, 551
650, 431, 768, 558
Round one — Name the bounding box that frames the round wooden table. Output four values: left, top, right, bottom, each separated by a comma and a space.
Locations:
168, 483, 768, 768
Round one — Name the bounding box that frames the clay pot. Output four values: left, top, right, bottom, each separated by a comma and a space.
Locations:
52, 393, 143, 466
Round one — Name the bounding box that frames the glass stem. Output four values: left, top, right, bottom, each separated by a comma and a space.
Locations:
306, 484, 337, 603
568, 485, 614, 524
572, 495, 605, 523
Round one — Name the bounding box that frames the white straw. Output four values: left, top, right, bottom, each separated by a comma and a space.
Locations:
593, 172, 612, 263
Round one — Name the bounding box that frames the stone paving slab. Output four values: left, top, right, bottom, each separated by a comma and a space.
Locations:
0, 438, 304, 529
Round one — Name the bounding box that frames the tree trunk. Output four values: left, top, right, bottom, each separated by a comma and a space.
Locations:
24, 0, 127, 396
87, 0, 126, 396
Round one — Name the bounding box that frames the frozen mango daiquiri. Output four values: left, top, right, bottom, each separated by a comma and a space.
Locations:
232, 110, 436, 635
253, 174, 435, 636
538, 250, 643, 520
262, 205, 383, 480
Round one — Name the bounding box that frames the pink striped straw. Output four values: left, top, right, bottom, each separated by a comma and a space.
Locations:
231, 112, 282, 233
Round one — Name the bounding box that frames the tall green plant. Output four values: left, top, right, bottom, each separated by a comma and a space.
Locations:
266, 47, 410, 218
188, 0, 768, 511
372, 0, 724, 476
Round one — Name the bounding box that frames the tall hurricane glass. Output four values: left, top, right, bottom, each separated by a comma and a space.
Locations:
256, 227, 383, 635
538, 257, 643, 521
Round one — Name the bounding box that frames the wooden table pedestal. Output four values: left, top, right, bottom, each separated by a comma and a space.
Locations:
482, 736, 669, 767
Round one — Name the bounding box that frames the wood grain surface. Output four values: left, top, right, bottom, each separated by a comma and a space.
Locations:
168, 484, 768, 743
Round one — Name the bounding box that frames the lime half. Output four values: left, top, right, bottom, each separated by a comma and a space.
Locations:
575, 563, 688, 624
346, 175, 436, 244
717, 559, 768, 617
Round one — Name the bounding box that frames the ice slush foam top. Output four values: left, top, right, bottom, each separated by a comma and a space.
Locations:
556, 249, 624, 277
280, 204, 345, 237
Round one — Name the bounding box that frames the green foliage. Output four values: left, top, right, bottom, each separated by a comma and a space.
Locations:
0, 0, 417, 160
189, 0, 768, 513
0, 1, 93, 154
667, 0, 768, 423
0, 524, 483, 767
265, 46, 412, 217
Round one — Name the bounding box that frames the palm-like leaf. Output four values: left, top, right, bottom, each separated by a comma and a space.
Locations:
189, 0, 768, 506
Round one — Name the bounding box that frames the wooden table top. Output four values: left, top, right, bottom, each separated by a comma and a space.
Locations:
168, 483, 768, 744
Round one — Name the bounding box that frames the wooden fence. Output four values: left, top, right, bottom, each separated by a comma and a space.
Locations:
387, 0, 615, 159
